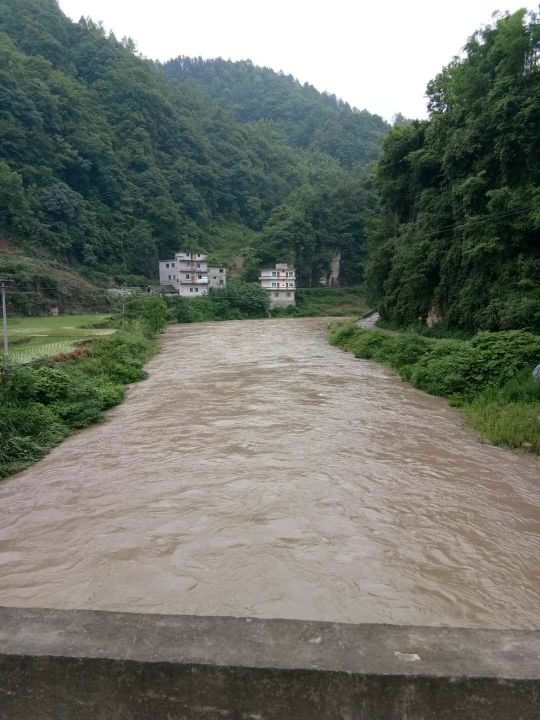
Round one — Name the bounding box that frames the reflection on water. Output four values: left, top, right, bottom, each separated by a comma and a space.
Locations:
0, 318, 539, 628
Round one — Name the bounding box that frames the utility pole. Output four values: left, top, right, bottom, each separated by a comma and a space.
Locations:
1, 280, 9, 377
121, 287, 126, 329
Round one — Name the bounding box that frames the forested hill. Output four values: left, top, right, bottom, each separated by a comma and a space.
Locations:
0, 0, 384, 287
163, 57, 389, 170
365, 10, 540, 332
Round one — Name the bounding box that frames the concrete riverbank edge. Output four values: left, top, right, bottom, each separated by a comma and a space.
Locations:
0, 607, 538, 719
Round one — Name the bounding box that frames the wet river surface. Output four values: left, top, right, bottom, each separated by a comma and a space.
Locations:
0, 318, 539, 628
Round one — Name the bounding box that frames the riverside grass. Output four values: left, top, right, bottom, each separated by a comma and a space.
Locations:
330, 322, 540, 454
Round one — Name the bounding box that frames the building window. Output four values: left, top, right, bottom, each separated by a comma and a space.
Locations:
197, 263, 201, 268
186, 274, 190, 279
171, 263, 175, 267
165, 263, 169, 268
286, 292, 291, 297
271, 282, 276, 287
219, 268, 224, 273
168, 274, 171, 280
195, 287, 199, 292
219, 279, 224, 284
272, 271, 276, 277
190, 288, 194, 293
198, 274, 202, 279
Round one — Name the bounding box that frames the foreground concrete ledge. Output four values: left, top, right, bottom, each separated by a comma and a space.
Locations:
0, 606, 539, 719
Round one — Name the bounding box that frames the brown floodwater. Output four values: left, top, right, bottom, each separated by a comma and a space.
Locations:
0, 318, 539, 628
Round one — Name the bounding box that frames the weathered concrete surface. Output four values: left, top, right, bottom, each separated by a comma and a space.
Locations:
0, 607, 539, 719
357, 310, 380, 328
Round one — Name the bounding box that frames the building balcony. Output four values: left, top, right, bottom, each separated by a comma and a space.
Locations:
260, 281, 296, 288
259, 274, 296, 280
178, 263, 208, 271
179, 277, 209, 285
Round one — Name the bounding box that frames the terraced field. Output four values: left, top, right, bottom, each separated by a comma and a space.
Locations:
4, 314, 114, 364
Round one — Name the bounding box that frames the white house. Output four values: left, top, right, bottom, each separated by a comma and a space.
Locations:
159, 252, 227, 297
208, 266, 227, 289
259, 263, 296, 308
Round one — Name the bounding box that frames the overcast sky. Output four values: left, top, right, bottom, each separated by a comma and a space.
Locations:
58, 0, 534, 120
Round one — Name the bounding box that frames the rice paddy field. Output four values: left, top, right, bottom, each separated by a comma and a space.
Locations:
3, 314, 114, 365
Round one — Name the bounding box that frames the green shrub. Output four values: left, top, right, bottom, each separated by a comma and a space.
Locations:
407, 331, 540, 400
53, 399, 104, 428
210, 279, 269, 319
329, 321, 359, 347
0, 402, 69, 477
371, 333, 432, 373
350, 330, 389, 359
143, 296, 168, 333
26, 366, 74, 403
470, 331, 540, 386
409, 340, 479, 398
168, 295, 197, 323
95, 382, 125, 409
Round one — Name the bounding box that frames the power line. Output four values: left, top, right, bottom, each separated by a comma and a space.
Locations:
395, 202, 538, 240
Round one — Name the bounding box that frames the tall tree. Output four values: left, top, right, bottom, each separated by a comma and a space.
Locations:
365, 10, 540, 331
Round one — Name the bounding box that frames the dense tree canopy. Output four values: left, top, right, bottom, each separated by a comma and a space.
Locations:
365, 10, 540, 331
259, 171, 376, 286
163, 57, 389, 170
0, 0, 385, 288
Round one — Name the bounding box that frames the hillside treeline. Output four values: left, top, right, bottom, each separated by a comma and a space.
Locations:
0, 0, 386, 286
163, 57, 389, 170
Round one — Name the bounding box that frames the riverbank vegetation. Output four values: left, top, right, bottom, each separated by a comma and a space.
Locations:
165, 284, 367, 323
271, 287, 367, 318
166, 280, 269, 323
0, 299, 166, 479
330, 322, 540, 453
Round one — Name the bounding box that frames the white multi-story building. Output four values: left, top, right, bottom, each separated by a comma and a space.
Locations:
259, 263, 296, 308
208, 266, 227, 289
159, 252, 227, 297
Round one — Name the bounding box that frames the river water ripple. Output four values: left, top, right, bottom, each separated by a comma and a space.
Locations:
0, 318, 538, 628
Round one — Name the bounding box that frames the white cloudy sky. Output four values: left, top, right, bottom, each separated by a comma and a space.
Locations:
58, 0, 534, 120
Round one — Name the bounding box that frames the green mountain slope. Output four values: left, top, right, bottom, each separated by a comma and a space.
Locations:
0, 0, 312, 276
365, 10, 540, 332
163, 57, 389, 169
0, 0, 387, 289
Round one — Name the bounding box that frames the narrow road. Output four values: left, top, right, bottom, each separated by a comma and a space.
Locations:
0, 318, 538, 628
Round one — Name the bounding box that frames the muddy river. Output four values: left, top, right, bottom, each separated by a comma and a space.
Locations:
0, 318, 539, 628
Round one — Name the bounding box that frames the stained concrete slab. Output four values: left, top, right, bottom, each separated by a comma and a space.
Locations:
0, 606, 539, 719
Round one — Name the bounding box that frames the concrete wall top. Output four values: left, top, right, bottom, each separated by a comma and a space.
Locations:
1, 607, 539, 720
1, 606, 538, 680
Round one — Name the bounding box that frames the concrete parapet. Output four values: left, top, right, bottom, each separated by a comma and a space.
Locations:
0, 606, 538, 719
